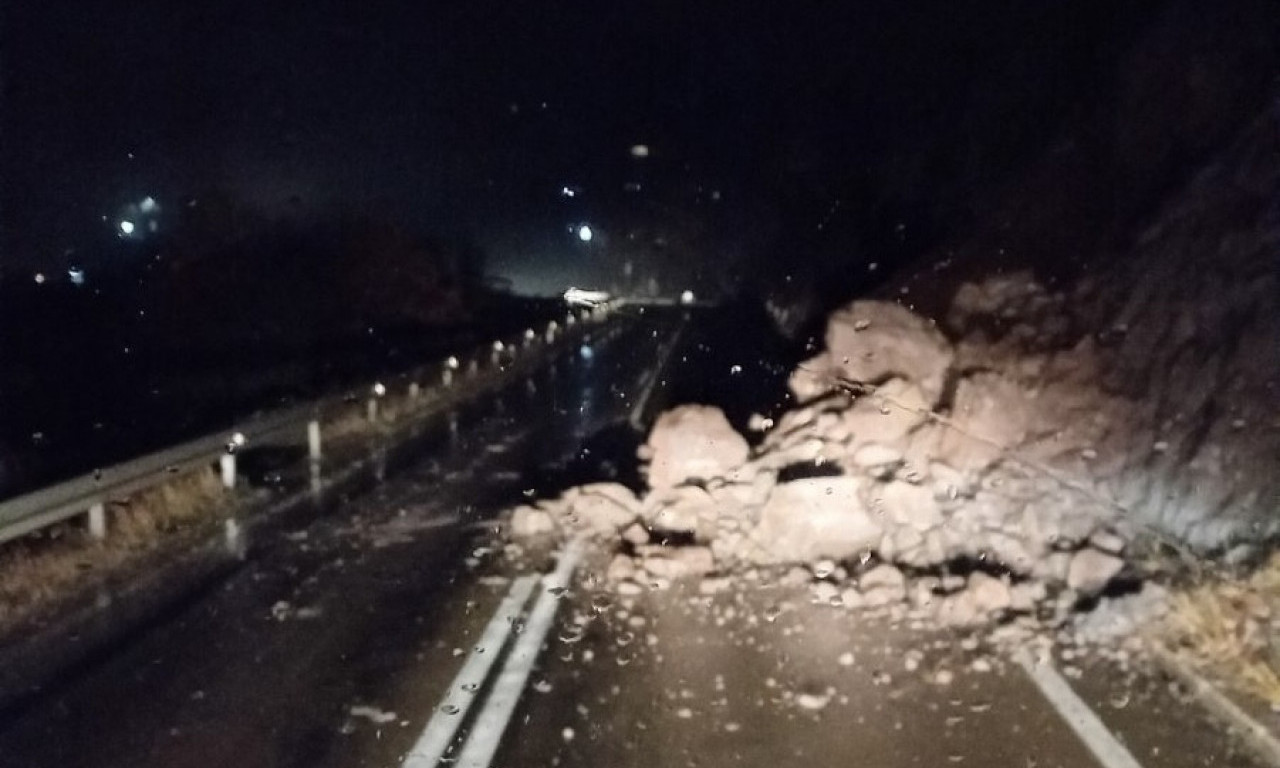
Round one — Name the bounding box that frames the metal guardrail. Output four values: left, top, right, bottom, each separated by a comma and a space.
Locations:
0, 306, 612, 546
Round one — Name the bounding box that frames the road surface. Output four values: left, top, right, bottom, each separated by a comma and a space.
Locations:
0, 306, 1263, 768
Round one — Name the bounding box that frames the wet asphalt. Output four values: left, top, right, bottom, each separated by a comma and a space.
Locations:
0, 306, 1265, 768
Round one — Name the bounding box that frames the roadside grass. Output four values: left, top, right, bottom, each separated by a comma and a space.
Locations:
1158, 553, 1280, 705
0, 467, 229, 626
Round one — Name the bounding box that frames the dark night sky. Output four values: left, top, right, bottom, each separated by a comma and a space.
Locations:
1, 0, 1156, 293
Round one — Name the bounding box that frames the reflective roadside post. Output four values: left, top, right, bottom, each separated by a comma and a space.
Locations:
367, 382, 385, 422
88, 501, 107, 540
221, 432, 245, 489
307, 419, 323, 494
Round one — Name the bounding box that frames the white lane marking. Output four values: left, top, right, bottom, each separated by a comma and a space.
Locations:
453, 539, 584, 768
1152, 645, 1280, 767
402, 574, 539, 768
1015, 653, 1145, 768
629, 325, 685, 429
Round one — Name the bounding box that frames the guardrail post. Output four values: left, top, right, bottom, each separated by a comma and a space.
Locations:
367, 382, 385, 422
219, 454, 237, 489
88, 502, 107, 540
566, 312, 576, 326
545, 321, 558, 343
467, 359, 478, 377
523, 328, 536, 348
490, 340, 504, 366
225, 518, 244, 558
307, 420, 322, 460
408, 382, 420, 400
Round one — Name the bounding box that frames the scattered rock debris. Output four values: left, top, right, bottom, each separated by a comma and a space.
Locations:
503, 285, 1202, 655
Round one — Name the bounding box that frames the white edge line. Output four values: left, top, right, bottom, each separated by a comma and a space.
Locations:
1152, 645, 1280, 767
455, 539, 584, 768
401, 574, 539, 768
1015, 652, 1145, 768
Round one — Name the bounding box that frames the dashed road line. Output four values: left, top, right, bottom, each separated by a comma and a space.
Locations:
401, 574, 539, 768
629, 323, 685, 429
1015, 652, 1145, 768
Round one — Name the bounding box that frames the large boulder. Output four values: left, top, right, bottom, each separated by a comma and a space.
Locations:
839, 377, 931, 450
825, 300, 955, 407
569, 483, 641, 536
748, 477, 882, 563
934, 372, 1037, 473
1067, 548, 1125, 596
642, 484, 721, 540
645, 405, 749, 490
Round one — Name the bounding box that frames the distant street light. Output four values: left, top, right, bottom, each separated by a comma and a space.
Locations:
577, 224, 594, 242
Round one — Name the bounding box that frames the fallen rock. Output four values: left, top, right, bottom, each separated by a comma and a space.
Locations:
849, 443, 905, 473
1066, 548, 1125, 595
1009, 581, 1047, 613
858, 564, 907, 606
578, 482, 642, 513
606, 553, 638, 582
748, 477, 882, 563
934, 372, 1034, 473
1088, 529, 1126, 555
789, 353, 836, 401
966, 572, 1012, 614
934, 591, 984, 627
824, 300, 955, 406
839, 378, 931, 448
510, 506, 557, 537
811, 580, 841, 605
643, 485, 720, 540
872, 480, 945, 532
638, 545, 716, 579
571, 485, 640, 535
645, 405, 749, 489
621, 522, 650, 547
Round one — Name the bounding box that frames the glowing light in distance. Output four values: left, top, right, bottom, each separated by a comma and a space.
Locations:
629, 144, 650, 158
119, 220, 135, 235
577, 224, 593, 242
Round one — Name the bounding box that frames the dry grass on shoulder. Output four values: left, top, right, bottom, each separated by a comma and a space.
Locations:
1157, 553, 1280, 705
0, 467, 230, 626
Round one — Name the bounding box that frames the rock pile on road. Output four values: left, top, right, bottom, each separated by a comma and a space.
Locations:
508, 280, 1174, 631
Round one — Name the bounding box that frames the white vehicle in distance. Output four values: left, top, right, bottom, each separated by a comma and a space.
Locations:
563, 287, 611, 308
